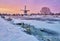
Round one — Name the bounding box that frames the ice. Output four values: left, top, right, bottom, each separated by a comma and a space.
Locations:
12, 18, 60, 34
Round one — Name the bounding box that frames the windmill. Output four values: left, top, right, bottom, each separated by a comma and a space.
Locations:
21, 5, 30, 15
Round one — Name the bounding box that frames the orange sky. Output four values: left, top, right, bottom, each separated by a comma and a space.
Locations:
0, 5, 39, 14
0, 4, 58, 14
0, 5, 52, 14
0, 5, 19, 14
0, 0, 60, 14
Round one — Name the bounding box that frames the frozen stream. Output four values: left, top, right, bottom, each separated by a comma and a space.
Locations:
11, 18, 60, 41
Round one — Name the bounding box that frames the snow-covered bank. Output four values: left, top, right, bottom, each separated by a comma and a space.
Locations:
0, 17, 38, 41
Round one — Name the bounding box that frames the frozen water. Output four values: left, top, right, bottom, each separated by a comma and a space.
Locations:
11, 18, 60, 41
12, 19, 60, 34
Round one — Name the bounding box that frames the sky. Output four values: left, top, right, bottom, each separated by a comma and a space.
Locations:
0, 0, 60, 14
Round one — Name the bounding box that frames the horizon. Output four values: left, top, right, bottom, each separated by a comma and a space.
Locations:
0, 0, 60, 14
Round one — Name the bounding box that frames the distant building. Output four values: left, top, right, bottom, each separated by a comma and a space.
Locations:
40, 7, 51, 15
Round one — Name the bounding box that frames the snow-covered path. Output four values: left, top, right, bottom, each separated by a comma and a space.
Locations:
0, 17, 38, 41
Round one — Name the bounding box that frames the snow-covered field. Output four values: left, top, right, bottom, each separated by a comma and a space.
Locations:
0, 17, 38, 41
0, 16, 60, 41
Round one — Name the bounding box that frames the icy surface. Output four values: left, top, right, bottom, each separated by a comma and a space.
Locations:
0, 17, 38, 41
12, 19, 60, 34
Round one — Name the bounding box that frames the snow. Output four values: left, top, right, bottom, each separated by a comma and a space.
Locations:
12, 18, 60, 34
0, 17, 38, 41
1, 15, 60, 41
